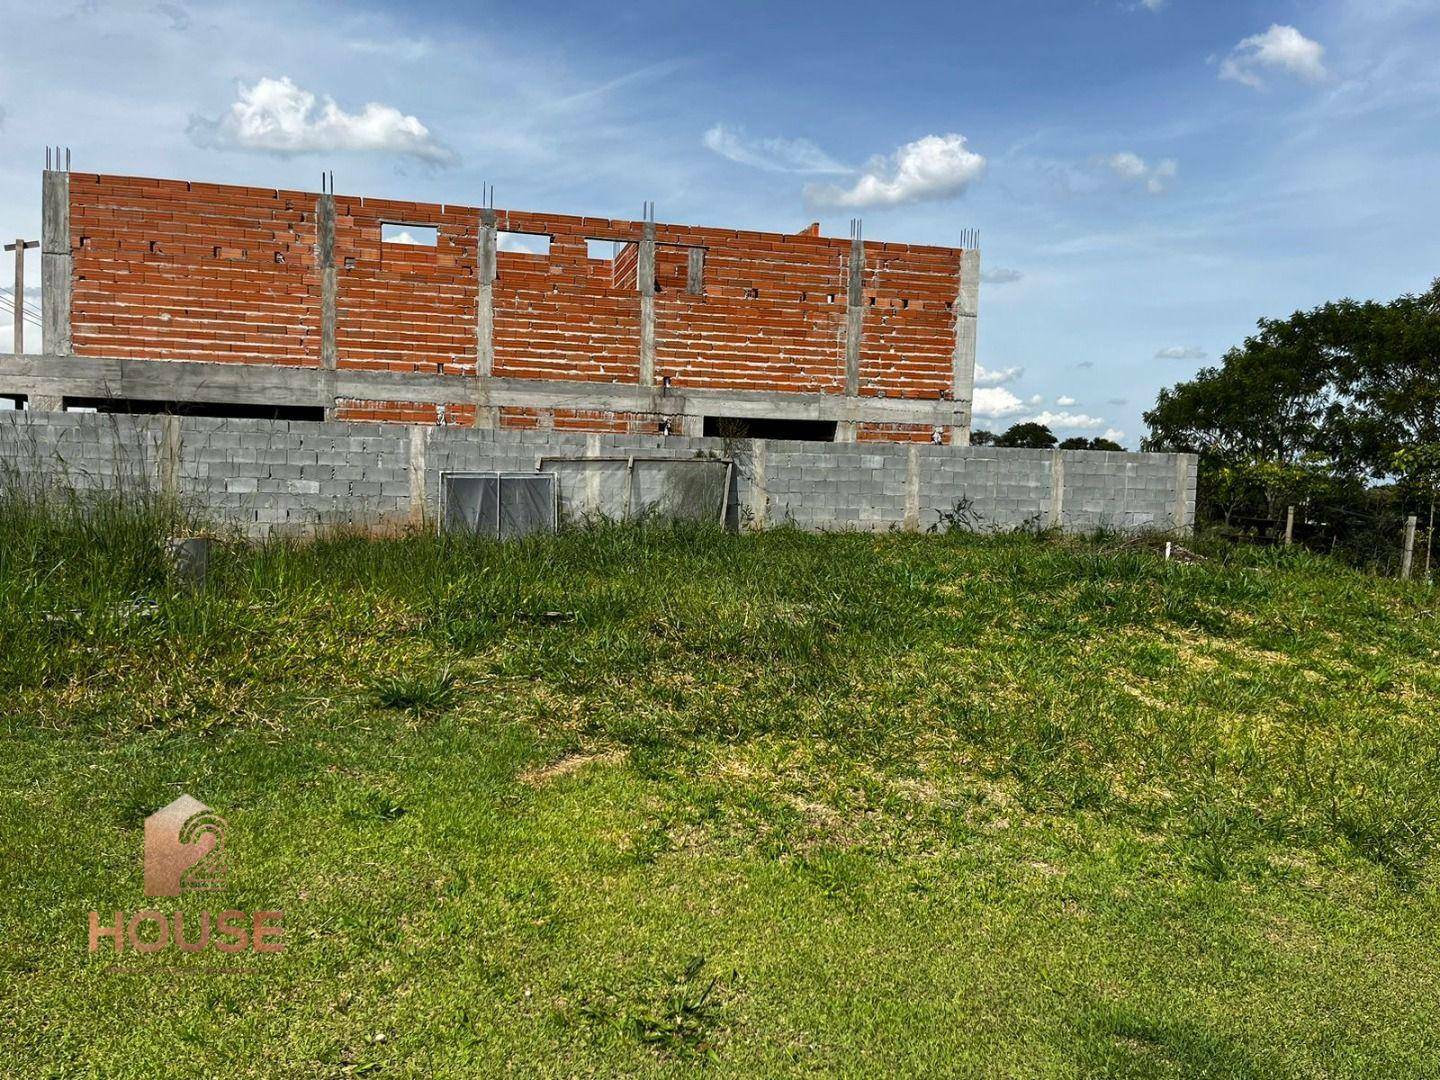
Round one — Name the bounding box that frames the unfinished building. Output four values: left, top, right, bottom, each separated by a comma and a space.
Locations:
5, 162, 979, 444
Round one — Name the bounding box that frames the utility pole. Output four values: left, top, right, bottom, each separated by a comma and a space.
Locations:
5, 238, 39, 354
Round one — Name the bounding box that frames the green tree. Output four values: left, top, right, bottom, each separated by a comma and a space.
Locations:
995, 422, 1057, 449
1144, 278, 1440, 481
1059, 436, 1125, 451
970, 429, 995, 446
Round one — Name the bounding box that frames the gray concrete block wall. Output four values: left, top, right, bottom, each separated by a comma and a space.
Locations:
0, 412, 1198, 537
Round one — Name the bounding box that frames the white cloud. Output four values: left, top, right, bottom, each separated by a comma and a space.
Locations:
1220, 25, 1328, 89
188, 76, 458, 165
1140, 0, 1166, 10
972, 386, 1027, 419
806, 133, 985, 209
1056, 395, 1077, 407
1102, 152, 1178, 195
345, 37, 433, 63
1023, 410, 1109, 431
496, 233, 538, 254
981, 267, 1023, 284
702, 124, 849, 174
975, 363, 1023, 387
1155, 345, 1207, 360
1104, 428, 1127, 443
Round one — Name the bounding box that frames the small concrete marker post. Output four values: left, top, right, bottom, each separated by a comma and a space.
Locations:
5, 238, 38, 354
904, 445, 922, 532
1284, 505, 1295, 546
1401, 514, 1418, 580
165, 537, 211, 591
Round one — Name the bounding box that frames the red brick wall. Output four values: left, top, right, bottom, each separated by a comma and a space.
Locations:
70, 174, 321, 364
66, 173, 965, 436
333, 198, 477, 376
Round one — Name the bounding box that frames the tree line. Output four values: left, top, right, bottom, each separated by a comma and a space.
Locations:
1142, 277, 1440, 563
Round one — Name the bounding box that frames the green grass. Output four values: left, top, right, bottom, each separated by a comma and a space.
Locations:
2, 490, 1439, 1077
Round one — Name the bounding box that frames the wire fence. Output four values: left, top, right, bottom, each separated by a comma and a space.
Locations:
1210, 499, 1434, 583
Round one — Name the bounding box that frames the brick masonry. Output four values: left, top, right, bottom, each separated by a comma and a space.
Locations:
0, 412, 1198, 536
59, 171, 972, 439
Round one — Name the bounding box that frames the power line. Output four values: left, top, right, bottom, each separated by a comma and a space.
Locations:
0, 285, 44, 325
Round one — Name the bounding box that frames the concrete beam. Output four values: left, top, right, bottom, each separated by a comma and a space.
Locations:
950, 247, 980, 446
0, 351, 965, 427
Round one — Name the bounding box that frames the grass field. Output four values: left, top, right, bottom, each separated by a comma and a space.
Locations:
3, 491, 1440, 1077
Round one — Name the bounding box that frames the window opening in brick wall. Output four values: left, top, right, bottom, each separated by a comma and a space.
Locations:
497, 231, 551, 255
586, 238, 619, 260
382, 223, 438, 246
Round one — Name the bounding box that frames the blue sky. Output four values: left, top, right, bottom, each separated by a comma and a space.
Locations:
3, 0, 1439, 441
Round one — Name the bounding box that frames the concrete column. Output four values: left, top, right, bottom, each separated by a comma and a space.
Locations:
686, 248, 704, 296
159, 414, 182, 497
32, 169, 70, 409
1049, 449, 1065, 531
408, 424, 428, 528
1173, 454, 1193, 533
585, 432, 603, 515
747, 438, 768, 530
950, 247, 980, 446
904, 445, 921, 532
844, 223, 864, 397
835, 420, 857, 443
638, 220, 656, 385
474, 208, 499, 429
41, 169, 71, 358
316, 194, 338, 419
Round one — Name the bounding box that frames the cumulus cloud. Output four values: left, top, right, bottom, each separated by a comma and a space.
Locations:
1056, 395, 1077, 407
1104, 428, 1127, 443
188, 76, 458, 165
702, 124, 849, 174
1155, 345, 1207, 360
1023, 410, 1108, 431
1220, 25, 1327, 89
806, 133, 985, 209
972, 386, 1028, 419
1101, 151, 1178, 195
981, 267, 1023, 285
975, 363, 1023, 388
